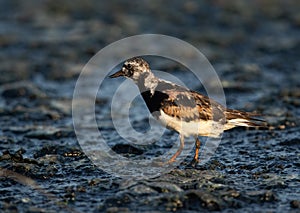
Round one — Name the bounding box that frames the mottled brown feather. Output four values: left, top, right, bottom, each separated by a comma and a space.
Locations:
161, 90, 226, 123
160, 89, 265, 127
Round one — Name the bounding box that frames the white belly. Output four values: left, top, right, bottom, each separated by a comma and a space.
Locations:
157, 110, 223, 137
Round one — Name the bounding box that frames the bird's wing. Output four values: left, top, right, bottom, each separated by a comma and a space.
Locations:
157, 82, 265, 128
161, 89, 226, 122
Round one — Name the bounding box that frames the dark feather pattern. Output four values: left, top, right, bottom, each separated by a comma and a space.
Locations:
161, 89, 226, 123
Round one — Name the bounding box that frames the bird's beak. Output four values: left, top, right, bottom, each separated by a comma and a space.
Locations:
109, 70, 124, 78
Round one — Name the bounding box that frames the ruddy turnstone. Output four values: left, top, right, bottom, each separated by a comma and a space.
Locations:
109, 57, 265, 164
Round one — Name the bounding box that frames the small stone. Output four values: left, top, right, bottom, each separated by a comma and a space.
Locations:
21, 197, 31, 203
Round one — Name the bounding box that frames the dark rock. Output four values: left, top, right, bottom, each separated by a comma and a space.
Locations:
290, 200, 300, 209
184, 190, 222, 211
111, 144, 144, 156
0, 149, 39, 165
245, 190, 277, 203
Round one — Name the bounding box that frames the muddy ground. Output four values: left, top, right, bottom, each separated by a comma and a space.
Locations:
0, 1, 299, 212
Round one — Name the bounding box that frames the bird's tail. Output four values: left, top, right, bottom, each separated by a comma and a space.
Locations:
224, 109, 267, 129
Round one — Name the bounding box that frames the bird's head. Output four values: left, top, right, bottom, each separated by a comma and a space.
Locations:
109, 57, 151, 82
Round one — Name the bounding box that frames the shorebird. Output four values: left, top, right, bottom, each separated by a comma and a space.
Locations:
109, 57, 265, 164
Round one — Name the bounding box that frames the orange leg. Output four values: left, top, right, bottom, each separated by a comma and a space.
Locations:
192, 137, 201, 163
168, 134, 185, 163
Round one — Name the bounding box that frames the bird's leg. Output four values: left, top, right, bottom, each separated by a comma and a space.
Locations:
192, 137, 201, 164
168, 134, 185, 163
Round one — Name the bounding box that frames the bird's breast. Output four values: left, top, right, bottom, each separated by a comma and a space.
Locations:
140, 90, 169, 114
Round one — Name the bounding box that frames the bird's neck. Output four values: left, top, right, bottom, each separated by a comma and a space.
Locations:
135, 72, 158, 95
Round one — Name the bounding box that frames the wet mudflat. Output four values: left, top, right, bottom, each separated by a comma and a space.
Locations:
0, 1, 299, 212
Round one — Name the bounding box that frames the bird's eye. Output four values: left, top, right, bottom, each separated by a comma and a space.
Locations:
126, 64, 132, 69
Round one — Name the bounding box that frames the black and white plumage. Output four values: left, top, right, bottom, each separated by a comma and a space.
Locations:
109, 57, 265, 163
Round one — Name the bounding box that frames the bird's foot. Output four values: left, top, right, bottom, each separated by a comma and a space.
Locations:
166, 158, 177, 165
189, 158, 199, 167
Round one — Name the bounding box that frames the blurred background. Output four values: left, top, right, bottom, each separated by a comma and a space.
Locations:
1, 0, 299, 77
0, 0, 299, 212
